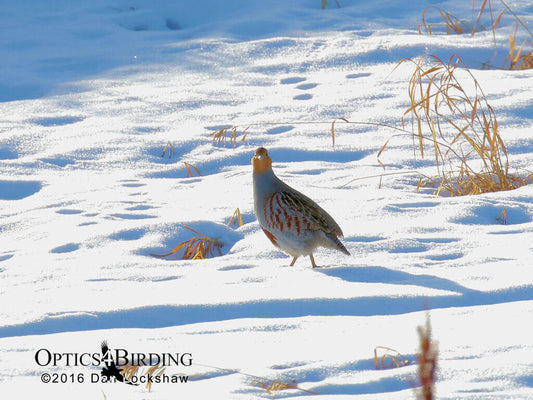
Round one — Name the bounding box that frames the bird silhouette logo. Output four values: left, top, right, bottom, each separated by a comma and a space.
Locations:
100, 341, 137, 385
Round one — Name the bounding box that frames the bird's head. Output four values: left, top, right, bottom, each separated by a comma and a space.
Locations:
251, 147, 272, 175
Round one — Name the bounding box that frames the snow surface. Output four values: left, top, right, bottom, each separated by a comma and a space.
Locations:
1, 0, 533, 398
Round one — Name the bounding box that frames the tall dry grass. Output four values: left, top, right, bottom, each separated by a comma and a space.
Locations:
383, 54, 526, 196
418, 0, 533, 70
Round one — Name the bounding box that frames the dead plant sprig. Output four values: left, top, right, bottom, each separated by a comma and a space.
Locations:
374, 346, 410, 370
120, 363, 169, 391
419, 0, 533, 70
209, 126, 250, 148
193, 362, 317, 395
209, 119, 410, 149
418, 1, 504, 36
151, 223, 223, 260
250, 378, 298, 393
395, 54, 526, 196
227, 208, 244, 228
419, 6, 473, 35
184, 161, 201, 177
416, 315, 438, 400
506, 22, 533, 70
161, 141, 174, 158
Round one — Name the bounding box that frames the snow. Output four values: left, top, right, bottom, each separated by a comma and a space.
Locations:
1, 0, 533, 398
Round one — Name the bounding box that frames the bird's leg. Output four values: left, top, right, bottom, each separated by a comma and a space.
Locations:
290, 257, 298, 266
310, 254, 318, 268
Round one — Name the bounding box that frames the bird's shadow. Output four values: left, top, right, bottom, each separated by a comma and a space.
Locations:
318, 265, 475, 296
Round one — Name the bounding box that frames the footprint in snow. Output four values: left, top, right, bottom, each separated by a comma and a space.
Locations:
266, 126, 294, 135
56, 209, 83, 215
109, 213, 156, 220
346, 72, 372, 79
280, 76, 306, 85
31, 116, 84, 127
40, 157, 76, 168
51, 243, 80, 254
293, 93, 313, 100
109, 228, 146, 241
296, 83, 318, 90
426, 252, 463, 261
122, 182, 146, 188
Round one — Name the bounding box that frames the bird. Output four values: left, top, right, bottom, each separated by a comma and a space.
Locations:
252, 147, 350, 268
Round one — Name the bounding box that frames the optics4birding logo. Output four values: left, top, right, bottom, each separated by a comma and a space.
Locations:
100, 341, 136, 385
35, 340, 192, 386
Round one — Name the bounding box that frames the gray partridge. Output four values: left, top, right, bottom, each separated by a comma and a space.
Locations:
252, 147, 350, 267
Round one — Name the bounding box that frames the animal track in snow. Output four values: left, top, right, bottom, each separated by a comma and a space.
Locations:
109, 213, 157, 220
293, 93, 312, 100
109, 228, 146, 241
280, 76, 306, 85
56, 209, 83, 215
31, 116, 84, 127
426, 252, 463, 261
51, 243, 80, 254
122, 182, 146, 188
266, 126, 294, 135
346, 72, 372, 79
296, 83, 318, 90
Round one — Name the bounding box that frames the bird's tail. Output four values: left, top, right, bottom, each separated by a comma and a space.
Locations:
326, 233, 350, 256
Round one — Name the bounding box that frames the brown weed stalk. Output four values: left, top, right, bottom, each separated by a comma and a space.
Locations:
416, 315, 438, 400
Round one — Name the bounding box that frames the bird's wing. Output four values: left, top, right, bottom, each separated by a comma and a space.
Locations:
264, 190, 343, 236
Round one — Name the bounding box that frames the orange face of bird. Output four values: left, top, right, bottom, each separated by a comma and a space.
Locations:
251, 147, 272, 174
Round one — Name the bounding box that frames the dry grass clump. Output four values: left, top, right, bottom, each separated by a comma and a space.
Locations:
190, 362, 315, 395
250, 378, 298, 393
151, 223, 223, 260
416, 315, 438, 400
386, 54, 526, 196
506, 22, 533, 70
121, 363, 167, 391
418, 0, 533, 70
418, 1, 502, 35
209, 126, 249, 148
208, 118, 399, 149
374, 346, 410, 370
151, 209, 244, 260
